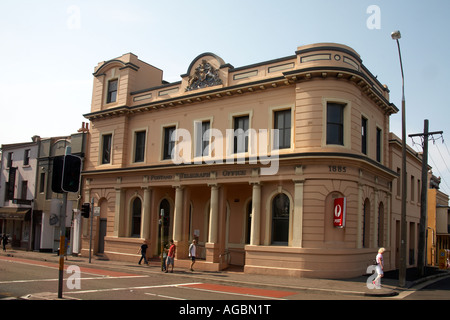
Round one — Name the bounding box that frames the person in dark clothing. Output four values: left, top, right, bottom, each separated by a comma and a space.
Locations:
2, 234, 8, 251
138, 240, 149, 265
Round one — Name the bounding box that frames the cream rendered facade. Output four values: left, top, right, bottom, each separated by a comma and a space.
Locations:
82, 43, 402, 279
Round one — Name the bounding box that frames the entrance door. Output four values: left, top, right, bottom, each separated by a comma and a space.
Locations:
98, 219, 107, 254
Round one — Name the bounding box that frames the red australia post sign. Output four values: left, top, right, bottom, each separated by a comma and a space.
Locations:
333, 197, 346, 228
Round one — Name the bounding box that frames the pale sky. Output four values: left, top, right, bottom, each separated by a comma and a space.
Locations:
1, 0, 449, 194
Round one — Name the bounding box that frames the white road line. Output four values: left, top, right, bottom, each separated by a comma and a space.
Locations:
144, 292, 186, 300
179, 286, 287, 300
0, 257, 146, 278
67, 282, 203, 295
0, 275, 147, 285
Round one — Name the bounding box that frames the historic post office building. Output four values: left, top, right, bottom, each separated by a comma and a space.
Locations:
82, 43, 408, 278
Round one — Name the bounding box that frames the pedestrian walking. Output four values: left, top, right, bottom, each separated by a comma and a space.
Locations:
138, 240, 149, 265
161, 243, 168, 271
188, 239, 197, 271
373, 247, 385, 288
2, 234, 8, 252
165, 239, 176, 273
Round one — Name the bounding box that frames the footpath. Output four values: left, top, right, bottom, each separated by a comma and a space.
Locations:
1, 249, 449, 299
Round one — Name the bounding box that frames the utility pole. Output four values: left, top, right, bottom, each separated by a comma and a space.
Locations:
409, 119, 443, 278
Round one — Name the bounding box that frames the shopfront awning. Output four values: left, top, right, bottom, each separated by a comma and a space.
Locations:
0, 207, 31, 220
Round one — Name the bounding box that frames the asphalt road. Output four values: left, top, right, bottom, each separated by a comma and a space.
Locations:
1, 255, 448, 304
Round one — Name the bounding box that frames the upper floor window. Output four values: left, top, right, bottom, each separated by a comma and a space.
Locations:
327, 103, 345, 145
134, 131, 146, 163
21, 181, 28, 200
7, 152, 13, 168
101, 134, 112, 164
195, 120, 211, 158
376, 127, 382, 162
107, 79, 118, 103
163, 126, 176, 160
234, 115, 249, 153
24, 149, 31, 166
361, 117, 368, 155
274, 109, 291, 149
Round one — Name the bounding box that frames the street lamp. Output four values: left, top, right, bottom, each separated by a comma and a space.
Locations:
391, 30, 407, 287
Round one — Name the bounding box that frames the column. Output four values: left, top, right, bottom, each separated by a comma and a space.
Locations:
292, 180, 304, 247
250, 182, 261, 246
114, 188, 125, 237
141, 187, 151, 240
208, 184, 219, 244
173, 186, 184, 242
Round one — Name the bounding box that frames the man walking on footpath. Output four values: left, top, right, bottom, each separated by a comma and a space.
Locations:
189, 239, 197, 271
165, 239, 176, 273
138, 240, 149, 265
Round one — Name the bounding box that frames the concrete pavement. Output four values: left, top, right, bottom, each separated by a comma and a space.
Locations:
1, 249, 448, 299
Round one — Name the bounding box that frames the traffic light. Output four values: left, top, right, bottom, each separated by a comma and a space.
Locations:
51, 156, 64, 193
62, 155, 82, 193
52, 155, 82, 193
81, 203, 90, 218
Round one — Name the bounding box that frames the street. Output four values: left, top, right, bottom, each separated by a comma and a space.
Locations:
0, 255, 333, 301
0, 254, 449, 304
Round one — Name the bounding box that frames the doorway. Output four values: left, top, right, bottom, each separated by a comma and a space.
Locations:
98, 218, 107, 254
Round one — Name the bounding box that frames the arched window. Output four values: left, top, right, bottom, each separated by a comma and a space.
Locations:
363, 198, 371, 248
131, 197, 142, 237
378, 202, 385, 247
271, 193, 290, 245
246, 200, 252, 244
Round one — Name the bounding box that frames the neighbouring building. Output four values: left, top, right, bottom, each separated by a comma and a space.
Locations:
81, 43, 446, 278
427, 174, 450, 266
34, 129, 88, 253
0, 136, 40, 250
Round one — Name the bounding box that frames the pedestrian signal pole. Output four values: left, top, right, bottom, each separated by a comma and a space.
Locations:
58, 192, 67, 299
52, 148, 82, 299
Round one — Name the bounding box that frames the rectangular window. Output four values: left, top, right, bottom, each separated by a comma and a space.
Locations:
195, 121, 210, 157
234, 115, 249, 153
361, 117, 368, 155
21, 181, 28, 200
411, 175, 415, 202
417, 179, 421, 203
39, 172, 45, 193
107, 79, 118, 103
7, 152, 13, 168
24, 149, 31, 166
163, 126, 176, 160
376, 127, 382, 162
397, 168, 401, 197
274, 109, 291, 149
134, 131, 146, 163
327, 103, 344, 145
101, 134, 112, 164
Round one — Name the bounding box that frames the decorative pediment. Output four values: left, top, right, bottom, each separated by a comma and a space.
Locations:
186, 59, 223, 92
